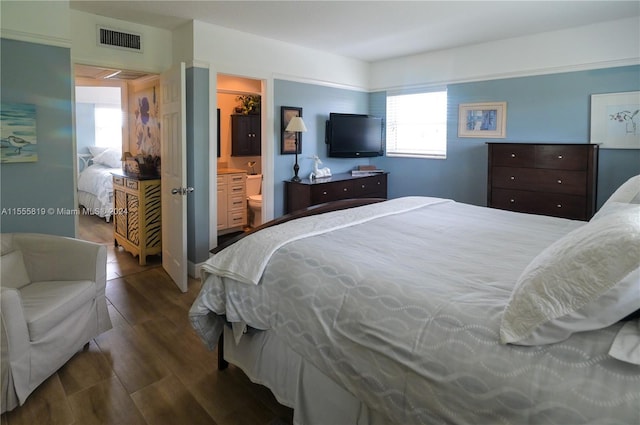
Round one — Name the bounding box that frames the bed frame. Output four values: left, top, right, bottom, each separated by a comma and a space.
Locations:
213, 197, 386, 370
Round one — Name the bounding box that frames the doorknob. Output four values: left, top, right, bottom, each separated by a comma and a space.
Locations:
171, 187, 195, 195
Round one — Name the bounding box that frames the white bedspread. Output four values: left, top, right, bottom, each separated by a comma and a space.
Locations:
77, 164, 119, 209
191, 198, 640, 425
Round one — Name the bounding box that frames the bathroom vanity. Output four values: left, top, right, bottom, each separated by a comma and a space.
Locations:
217, 169, 247, 233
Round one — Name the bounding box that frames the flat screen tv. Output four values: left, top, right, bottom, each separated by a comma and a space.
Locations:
326, 113, 383, 158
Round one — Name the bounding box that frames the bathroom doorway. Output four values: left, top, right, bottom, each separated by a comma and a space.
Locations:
216, 74, 265, 234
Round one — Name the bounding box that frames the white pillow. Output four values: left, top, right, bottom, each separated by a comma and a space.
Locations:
591, 201, 640, 221
603, 174, 640, 206
609, 320, 640, 365
92, 148, 122, 168
88, 146, 109, 157
1, 250, 31, 289
500, 207, 640, 345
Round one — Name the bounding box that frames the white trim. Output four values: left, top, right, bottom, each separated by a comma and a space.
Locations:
372, 59, 640, 93
272, 73, 369, 93
1, 29, 71, 48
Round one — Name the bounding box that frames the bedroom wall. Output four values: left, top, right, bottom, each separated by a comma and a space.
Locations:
273, 80, 370, 217
0, 38, 76, 236
370, 65, 640, 209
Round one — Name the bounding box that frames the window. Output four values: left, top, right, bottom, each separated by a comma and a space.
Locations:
94, 106, 122, 149
386, 90, 447, 158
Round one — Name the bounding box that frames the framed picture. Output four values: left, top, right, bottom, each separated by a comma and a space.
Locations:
281, 106, 302, 154
458, 102, 507, 138
590, 91, 640, 149
1, 102, 38, 163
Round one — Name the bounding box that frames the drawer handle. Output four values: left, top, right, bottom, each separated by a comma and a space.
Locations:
510, 176, 515, 180
557, 179, 562, 184
510, 199, 515, 203
511, 153, 516, 158
377, 181, 381, 185
558, 155, 563, 159
361, 184, 366, 188
557, 204, 562, 208
323, 191, 327, 195
343, 188, 348, 192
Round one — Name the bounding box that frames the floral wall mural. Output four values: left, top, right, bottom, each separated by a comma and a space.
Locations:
130, 79, 161, 157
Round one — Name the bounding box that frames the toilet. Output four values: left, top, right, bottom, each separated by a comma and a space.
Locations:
246, 174, 262, 227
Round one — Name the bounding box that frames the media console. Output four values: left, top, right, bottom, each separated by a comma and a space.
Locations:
284, 172, 388, 214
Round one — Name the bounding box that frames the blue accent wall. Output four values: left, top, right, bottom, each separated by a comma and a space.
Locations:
370, 65, 640, 209
186, 67, 211, 264
1, 38, 75, 236
273, 80, 374, 217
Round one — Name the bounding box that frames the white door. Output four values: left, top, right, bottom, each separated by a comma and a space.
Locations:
160, 63, 189, 292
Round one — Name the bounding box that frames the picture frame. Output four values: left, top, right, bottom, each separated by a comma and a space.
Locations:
281, 106, 302, 154
590, 91, 640, 149
1, 102, 38, 163
458, 102, 507, 138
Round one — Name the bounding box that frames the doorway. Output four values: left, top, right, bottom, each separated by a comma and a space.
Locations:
216, 74, 265, 234
73, 64, 162, 277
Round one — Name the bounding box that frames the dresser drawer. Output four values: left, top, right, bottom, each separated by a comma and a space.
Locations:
491, 167, 587, 195
490, 144, 535, 167
311, 180, 354, 204
228, 210, 246, 227
228, 193, 245, 212
491, 188, 587, 220
113, 176, 125, 187
535, 145, 588, 170
352, 174, 387, 197
125, 179, 139, 190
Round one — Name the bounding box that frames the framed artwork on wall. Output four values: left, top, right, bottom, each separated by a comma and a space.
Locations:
281, 106, 302, 155
1, 102, 38, 163
458, 102, 507, 138
590, 91, 640, 149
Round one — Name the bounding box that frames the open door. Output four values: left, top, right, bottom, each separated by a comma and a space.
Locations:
160, 63, 189, 292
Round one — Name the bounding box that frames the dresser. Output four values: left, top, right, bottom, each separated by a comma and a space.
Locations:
284, 172, 388, 214
487, 143, 598, 220
217, 170, 247, 233
112, 173, 162, 265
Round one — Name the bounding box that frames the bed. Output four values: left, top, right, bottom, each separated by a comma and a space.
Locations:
190, 176, 640, 425
77, 148, 121, 222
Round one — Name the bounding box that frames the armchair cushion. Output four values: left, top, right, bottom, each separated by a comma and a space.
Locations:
20, 280, 96, 341
1, 250, 31, 289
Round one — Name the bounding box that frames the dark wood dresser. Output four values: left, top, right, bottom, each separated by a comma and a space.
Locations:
487, 143, 598, 220
284, 172, 388, 214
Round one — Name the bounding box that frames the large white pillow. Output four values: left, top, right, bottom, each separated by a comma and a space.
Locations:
88, 145, 109, 157
1, 250, 31, 289
92, 148, 122, 168
500, 206, 640, 345
603, 174, 640, 206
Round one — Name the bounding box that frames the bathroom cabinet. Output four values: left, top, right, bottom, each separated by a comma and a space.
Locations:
231, 114, 261, 156
284, 172, 388, 214
218, 171, 247, 233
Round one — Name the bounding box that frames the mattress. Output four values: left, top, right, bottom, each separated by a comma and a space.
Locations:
191, 198, 640, 424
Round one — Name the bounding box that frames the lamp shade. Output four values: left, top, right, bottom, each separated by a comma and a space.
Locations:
285, 116, 307, 133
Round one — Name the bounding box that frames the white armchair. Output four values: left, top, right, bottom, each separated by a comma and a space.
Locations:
0, 233, 112, 413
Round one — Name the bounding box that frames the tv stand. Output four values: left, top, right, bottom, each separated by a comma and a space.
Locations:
284, 172, 388, 214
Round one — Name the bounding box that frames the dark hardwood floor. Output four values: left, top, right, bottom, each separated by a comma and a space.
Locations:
1, 214, 293, 425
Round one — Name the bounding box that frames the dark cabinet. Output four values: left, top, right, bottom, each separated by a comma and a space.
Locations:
284, 172, 388, 214
231, 114, 261, 156
487, 143, 599, 220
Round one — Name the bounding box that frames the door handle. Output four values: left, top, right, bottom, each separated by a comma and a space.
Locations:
171, 187, 195, 195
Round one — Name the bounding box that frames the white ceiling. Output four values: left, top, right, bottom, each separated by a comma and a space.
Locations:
70, 1, 640, 62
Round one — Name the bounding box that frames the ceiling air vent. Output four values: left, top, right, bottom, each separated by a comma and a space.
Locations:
97, 26, 143, 53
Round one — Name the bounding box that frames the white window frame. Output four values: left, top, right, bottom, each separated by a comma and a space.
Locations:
386, 88, 448, 159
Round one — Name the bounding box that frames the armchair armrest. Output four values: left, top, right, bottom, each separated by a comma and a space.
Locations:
12, 234, 107, 290
0, 288, 30, 365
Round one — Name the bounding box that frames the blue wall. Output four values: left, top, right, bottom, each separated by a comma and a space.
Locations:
273, 80, 374, 217
186, 67, 211, 264
1, 39, 76, 236
370, 65, 640, 209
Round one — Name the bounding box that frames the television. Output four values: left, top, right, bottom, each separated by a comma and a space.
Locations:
326, 113, 383, 158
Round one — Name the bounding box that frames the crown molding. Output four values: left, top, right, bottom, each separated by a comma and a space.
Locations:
1, 29, 71, 49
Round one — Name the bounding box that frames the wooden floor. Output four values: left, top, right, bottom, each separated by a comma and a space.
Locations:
1, 214, 293, 425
